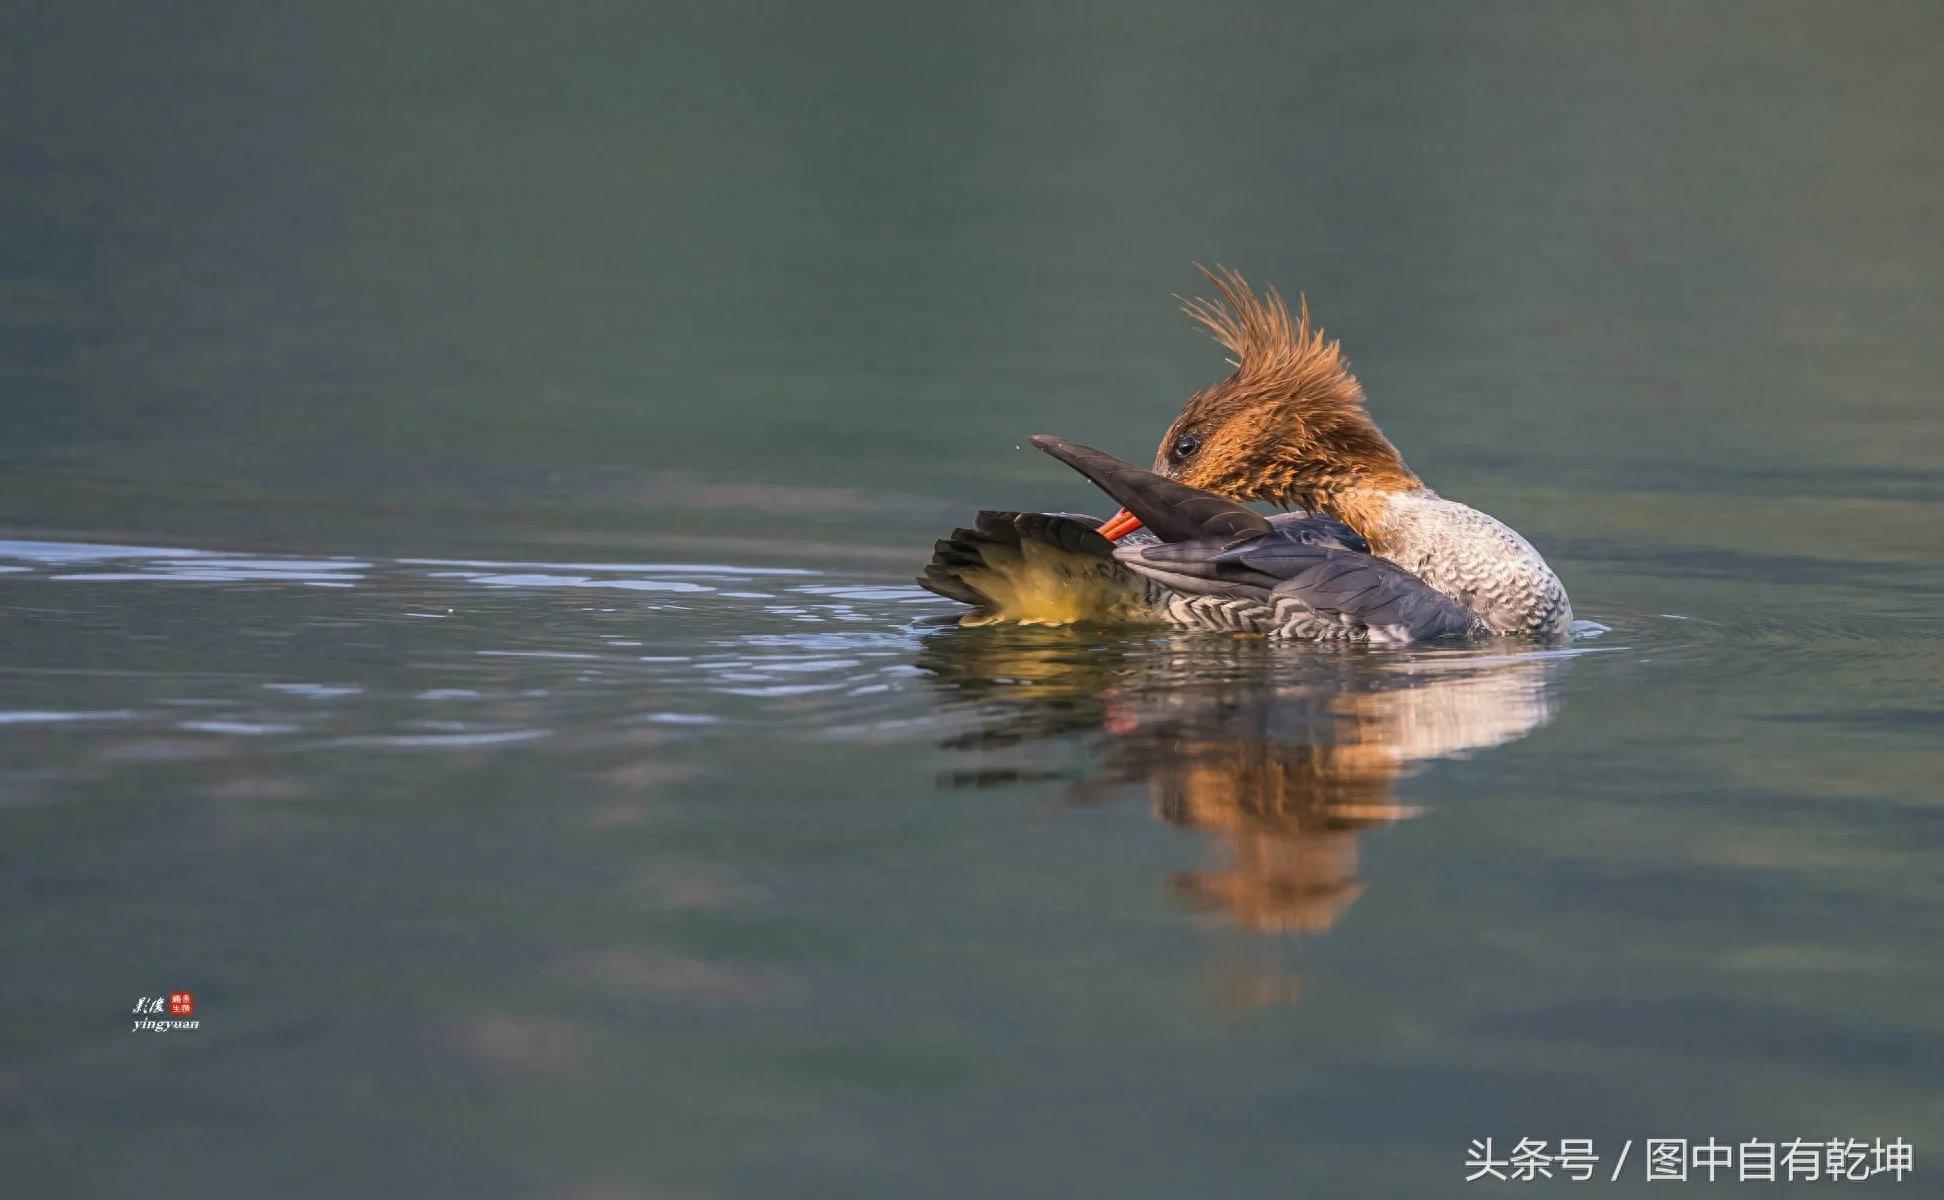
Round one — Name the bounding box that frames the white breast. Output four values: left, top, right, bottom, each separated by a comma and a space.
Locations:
1376, 492, 1574, 639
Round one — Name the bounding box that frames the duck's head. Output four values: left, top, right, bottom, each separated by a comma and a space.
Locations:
1097, 267, 1420, 542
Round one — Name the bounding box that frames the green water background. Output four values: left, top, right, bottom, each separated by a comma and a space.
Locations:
4, 3, 1940, 1196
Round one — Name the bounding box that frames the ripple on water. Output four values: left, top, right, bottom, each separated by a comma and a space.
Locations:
0, 536, 1755, 777
0, 709, 137, 725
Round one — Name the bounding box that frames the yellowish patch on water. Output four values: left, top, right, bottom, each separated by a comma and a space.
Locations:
954, 539, 1158, 627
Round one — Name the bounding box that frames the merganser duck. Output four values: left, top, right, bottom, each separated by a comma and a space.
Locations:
919, 268, 1573, 643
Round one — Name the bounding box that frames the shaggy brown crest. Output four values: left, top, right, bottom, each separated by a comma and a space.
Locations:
1156, 266, 1420, 528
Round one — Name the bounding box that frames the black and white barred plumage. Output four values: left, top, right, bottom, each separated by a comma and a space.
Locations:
919, 438, 1520, 644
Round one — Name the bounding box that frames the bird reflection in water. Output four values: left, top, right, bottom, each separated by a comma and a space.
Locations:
916, 628, 1565, 1006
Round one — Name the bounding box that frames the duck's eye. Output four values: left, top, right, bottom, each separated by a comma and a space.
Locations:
1170, 433, 1202, 460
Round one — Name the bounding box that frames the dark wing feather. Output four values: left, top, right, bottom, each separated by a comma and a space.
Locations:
1021, 432, 1477, 641
1028, 435, 1272, 543
1265, 511, 1368, 552
1010, 511, 1115, 556
1115, 528, 1482, 642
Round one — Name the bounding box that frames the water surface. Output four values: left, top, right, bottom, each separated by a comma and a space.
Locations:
5, 2, 1942, 1196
